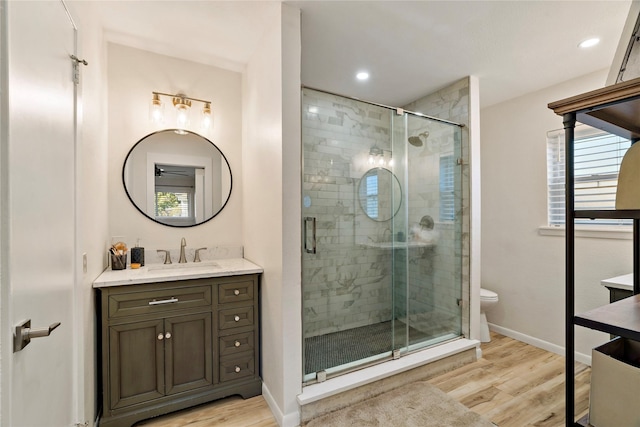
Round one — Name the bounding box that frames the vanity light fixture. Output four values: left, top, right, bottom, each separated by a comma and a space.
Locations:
368, 146, 393, 167
150, 91, 213, 133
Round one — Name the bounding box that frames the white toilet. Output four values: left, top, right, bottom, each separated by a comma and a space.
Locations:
480, 288, 499, 342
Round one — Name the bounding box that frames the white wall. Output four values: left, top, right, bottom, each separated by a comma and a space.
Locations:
481, 69, 630, 361
107, 43, 243, 255
243, 4, 301, 426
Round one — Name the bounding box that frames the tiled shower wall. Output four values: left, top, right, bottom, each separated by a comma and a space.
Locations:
302, 90, 395, 337
302, 80, 471, 340
404, 77, 471, 337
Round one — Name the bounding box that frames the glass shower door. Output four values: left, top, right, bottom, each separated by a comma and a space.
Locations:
392, 112, 463, 352
302, 88, 396, 382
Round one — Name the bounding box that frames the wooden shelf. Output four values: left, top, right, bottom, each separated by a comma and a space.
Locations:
574, 209, 640, 220
574, 294, 640, 341
548, 77, 640, 140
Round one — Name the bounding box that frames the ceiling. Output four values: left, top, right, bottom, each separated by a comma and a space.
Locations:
95, 0, 633, 108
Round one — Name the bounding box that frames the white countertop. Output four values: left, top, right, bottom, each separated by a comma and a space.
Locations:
601, 273, 633, 290
93, 258, 263, 288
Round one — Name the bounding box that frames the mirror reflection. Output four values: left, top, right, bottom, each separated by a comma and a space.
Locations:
123, 129, 232, 227
358, 167, 402, 221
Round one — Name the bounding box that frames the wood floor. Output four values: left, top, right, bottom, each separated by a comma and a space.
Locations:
135, 332, 590, 427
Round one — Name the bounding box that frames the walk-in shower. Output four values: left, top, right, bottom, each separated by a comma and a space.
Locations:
302, 87, 466, 383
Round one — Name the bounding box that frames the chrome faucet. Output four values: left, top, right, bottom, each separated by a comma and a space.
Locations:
179, 237, 187, 263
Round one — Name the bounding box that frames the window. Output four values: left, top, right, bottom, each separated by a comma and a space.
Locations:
365, 173, 379, 219
439, 155, 455, 222
155, 188, 193, 219
547, 126, 631, 226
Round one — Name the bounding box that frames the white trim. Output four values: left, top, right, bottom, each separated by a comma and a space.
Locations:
538, 225, 632, 240
262, 382, 300, 427
489, 323, 592, 366
297, 338, 479, 406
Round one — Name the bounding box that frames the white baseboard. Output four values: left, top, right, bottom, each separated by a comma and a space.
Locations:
489, 323, 592, 366
262, 383, 301, 427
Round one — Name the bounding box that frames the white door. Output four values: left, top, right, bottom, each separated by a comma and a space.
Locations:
2, 1, 78, 426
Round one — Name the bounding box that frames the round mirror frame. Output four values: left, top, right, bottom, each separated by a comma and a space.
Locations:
122, 129, 233, 228
357, 167, 402, 222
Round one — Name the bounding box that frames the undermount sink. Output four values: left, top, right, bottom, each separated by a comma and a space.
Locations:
147, 261, 220, 272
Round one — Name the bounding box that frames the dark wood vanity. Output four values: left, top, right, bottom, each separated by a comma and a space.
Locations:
95, 272, 261, 427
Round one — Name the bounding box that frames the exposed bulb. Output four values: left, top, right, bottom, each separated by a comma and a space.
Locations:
201, 102, 213, 130
149, 94, 164, 124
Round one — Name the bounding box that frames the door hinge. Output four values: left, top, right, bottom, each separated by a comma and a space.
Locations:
70, 55, 88, 85
456, 158, 464, 165
72, 61, 80, 85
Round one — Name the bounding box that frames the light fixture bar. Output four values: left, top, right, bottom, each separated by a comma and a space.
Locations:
150, 91, 213, 132
152, 91, 211, 105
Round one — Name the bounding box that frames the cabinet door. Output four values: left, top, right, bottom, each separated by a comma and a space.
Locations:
165, 312, 213, 395
109, 320, 165, 409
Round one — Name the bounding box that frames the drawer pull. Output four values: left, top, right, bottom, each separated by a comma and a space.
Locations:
234, 315, 240, 322
234, 289, 240, 296
157, 333, 164, 340
165, 332, 172, 339
235, 366, 241, 373
234, 340, 241, 347
149, 297, 179, 306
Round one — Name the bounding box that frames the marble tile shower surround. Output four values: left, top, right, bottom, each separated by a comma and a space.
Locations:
404, 78, 471, 337
302, 87, 468, 341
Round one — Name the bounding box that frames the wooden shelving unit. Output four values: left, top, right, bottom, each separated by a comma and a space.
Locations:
549, 77, 640, 427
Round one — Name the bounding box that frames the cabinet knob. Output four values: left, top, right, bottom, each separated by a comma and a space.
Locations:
235, 366, 241, 373
234, 289, 240, 296
157, 333, 164, 340
234, 340, 241, 347
165, 332, 172, 339
234, 315, 240, 322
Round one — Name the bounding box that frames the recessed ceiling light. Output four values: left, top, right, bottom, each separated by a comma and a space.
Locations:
356, 71, 369, 81
579, 38, 600, 48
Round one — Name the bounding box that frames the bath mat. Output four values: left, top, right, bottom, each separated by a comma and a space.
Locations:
304, 380, 495, 427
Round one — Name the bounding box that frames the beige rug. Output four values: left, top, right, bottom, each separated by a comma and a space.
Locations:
305, 381, 495, 427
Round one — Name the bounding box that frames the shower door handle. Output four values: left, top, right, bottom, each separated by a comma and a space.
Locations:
304, 217, 317, 254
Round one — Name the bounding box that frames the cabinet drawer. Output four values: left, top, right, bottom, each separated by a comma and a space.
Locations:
108, 286, 212, 318
220, 353, 255, 382
219, 331, 254, 357
218, 306, 254, 330
218, 280, 254, 304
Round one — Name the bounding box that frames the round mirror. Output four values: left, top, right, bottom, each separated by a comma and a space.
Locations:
122, 129, 232, 227
358, 167, 402, 221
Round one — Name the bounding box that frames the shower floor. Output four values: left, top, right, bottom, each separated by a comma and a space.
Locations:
304, 320, 427, 375
305, 311, 460, 375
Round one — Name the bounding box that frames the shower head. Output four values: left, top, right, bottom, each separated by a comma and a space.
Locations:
408, 131, 429, 147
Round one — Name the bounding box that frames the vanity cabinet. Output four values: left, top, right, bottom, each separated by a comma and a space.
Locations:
97, 274, 261, 427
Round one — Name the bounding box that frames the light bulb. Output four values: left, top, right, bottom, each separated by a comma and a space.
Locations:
368, 155, 375, 165
201, 102, 213, 130
176, 105, 190, 129
388, 158, 394, 167
149, 94, 164, 124
378, 157, 384, 165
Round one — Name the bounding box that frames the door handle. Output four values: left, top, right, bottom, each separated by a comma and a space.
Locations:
13, 319, 61, 352
304, 217, 317, 254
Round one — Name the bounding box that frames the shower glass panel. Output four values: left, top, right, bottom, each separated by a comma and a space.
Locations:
302, 88, 463, 383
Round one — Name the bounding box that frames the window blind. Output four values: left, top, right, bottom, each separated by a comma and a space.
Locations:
547, 126, 631, 226
439, 155, 455, 222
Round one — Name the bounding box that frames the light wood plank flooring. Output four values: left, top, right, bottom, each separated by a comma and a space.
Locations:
135, 332, 590, 427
